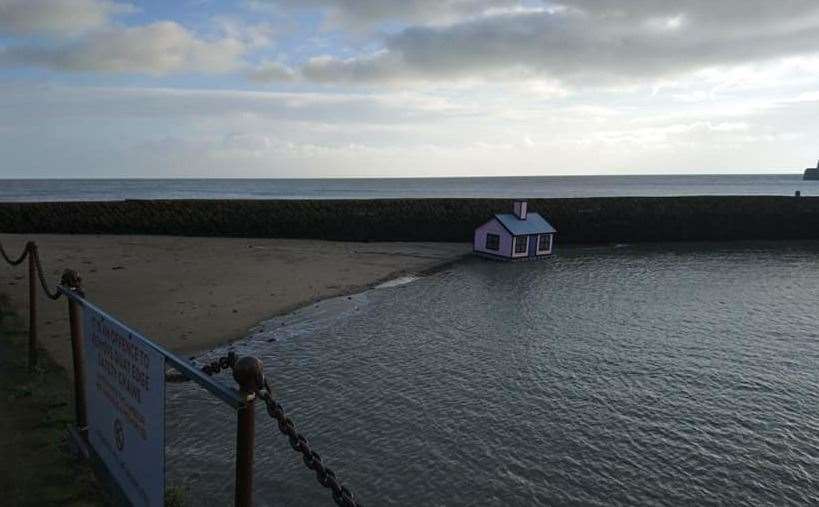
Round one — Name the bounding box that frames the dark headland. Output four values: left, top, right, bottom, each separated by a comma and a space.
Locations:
3, 196, 819, 244
804, 160, 819, 180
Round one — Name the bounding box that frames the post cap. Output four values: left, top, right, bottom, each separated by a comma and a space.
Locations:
233, 355, 264, 394
60, 269, 82, 290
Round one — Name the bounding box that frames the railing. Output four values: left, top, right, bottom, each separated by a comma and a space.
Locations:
1, 239, 360, 507
0, 240, 62, 371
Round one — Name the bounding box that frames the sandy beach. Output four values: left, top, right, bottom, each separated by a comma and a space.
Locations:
0, 234, 468, 374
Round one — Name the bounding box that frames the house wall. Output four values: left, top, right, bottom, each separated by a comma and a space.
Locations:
473, 219, 512, 257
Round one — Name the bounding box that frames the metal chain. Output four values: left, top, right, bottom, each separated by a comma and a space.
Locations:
201, 352, 237, 376
0, 240, 29, 266
256, 379, 361, 507
0, 240, 61, 299
167, 356, 361, 505
29, 244, 62, 300
165, 352, 237, 382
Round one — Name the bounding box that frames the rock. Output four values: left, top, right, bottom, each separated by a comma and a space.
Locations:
803, 160, 819, 180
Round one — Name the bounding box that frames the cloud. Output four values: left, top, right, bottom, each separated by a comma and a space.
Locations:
0, 0, 255, 75
221, 132, 273, 154
0, 0, 135, 36
213, 16, 277, 49
8, 0, 819, 86
0, 21, 246, 74
2, 82, 818, 178
271, 1, 819, 85
247, 61, 297, 82
250, 0, 521, 29
301, 52, 409, 83
0, 84, 473, 127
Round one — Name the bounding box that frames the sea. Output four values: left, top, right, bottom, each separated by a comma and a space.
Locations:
0, 174, 816, 201
166, 242, 819, 505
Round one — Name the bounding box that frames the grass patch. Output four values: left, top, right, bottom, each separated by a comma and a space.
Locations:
0, 294, 102, 506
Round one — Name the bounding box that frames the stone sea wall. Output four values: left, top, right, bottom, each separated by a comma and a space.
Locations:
2, 196, 819, 244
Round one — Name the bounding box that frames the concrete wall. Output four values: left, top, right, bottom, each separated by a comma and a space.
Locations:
4, 196, 819, 244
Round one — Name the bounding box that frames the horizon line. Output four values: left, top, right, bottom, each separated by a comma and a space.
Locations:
0, 172, 805, 181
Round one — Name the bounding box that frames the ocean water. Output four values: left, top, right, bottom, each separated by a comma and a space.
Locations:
166, 242, 819, 505
1, 174, 816, 201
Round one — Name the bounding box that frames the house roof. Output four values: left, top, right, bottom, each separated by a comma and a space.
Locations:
494, 212, 556, 235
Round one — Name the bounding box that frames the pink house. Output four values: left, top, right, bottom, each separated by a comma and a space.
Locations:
473, 201, 556, 260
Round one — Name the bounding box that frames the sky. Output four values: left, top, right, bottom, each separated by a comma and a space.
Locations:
1, 0, 818, 178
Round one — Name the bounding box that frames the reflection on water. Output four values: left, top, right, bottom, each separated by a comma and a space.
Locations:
167, 242, 819, 505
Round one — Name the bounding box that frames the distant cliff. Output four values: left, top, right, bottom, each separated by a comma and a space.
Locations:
3, 196, 819, 244
804, 161, 819, 180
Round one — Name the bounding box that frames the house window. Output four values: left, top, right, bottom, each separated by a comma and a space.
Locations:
514, 235, 528, 254
485, 233, 500, 251
537, 234, 551, 253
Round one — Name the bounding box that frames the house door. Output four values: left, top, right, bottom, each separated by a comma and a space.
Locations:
528, 234, 538, 257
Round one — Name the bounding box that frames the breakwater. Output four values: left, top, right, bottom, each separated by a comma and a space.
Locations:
2, 197, 819, 244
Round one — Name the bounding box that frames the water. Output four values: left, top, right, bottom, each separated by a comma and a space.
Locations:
166, 242, 819, 505
1, 174, 816, 202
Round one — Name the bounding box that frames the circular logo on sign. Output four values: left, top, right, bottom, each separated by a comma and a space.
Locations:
114, 419, 125, 451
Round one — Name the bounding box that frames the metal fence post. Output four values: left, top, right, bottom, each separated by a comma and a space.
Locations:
62, 269, 87, 432
27, 242, 37, 371
233, 356, 264, 507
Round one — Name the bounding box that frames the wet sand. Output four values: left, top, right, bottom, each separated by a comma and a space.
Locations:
0, 234, 469, 374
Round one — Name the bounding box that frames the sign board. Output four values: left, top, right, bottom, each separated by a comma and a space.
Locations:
84, 303, 165, 507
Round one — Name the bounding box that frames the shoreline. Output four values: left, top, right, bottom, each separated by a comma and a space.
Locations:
198, 237, 819, 361
5, 232, 819, 375
193, 257, 467, 368
232, 252, 471, 353
0, 234, 469, 375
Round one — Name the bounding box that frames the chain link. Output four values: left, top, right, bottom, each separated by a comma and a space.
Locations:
0, 240, 30, 266
29, 244, 62, 300
165, 352, 237, 382
256, 379, 361, 507
0, 240, 61, 299
201, 352, 237, 376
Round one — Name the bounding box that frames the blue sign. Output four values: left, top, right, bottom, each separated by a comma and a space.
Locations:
84, 303, 165, 507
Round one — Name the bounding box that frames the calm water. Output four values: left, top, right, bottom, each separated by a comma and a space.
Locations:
166, 242, 819, 505
1, 174, 816, 201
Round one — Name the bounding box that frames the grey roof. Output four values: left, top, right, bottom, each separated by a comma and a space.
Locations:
495, 212, 556, 235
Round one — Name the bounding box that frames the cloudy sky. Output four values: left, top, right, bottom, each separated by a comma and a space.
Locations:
1, 0, 818, 178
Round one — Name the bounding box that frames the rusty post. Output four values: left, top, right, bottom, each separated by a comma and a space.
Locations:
233, 356, 264, 507
62, 269, 87, 432
27, 242, 37, 371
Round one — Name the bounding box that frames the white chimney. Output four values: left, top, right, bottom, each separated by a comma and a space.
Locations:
513, 200, 527, 220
